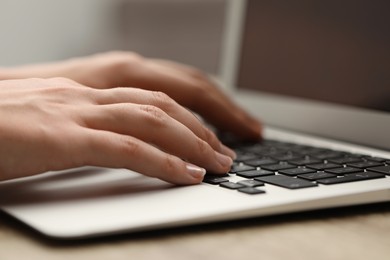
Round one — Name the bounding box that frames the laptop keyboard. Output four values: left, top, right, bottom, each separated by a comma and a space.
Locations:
203, 139, 390, 195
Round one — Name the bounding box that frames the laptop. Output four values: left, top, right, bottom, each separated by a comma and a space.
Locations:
1, 0, 389, 239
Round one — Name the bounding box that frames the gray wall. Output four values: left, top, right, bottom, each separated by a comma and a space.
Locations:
0, 0, 226, 74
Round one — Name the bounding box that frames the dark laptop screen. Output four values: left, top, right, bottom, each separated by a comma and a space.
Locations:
237, 0, 390, 112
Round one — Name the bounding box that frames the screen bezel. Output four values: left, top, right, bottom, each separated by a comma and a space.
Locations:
218, 0, 390, 151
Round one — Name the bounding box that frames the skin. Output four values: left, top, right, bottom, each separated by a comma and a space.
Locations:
0, 51, 262, 185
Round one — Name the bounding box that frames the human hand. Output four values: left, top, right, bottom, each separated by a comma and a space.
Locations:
0, 78, 235, 184
3, 51, 262, 140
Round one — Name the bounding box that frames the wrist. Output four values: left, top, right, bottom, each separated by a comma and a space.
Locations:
0, 61, 71, 80
0, 67, 21, 80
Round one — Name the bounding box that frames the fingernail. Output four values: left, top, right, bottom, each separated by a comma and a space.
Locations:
220, 144, 237, 160
186, 163, 206, 180
216, 152, 233, 168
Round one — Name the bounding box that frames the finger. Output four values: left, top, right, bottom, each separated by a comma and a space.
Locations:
79, 103, 233, 173
192, 87, 263, 140
150, 61, 263, 139
122, 60, 262, 140
79, 128, 207, 185
149, 59, 203, 77
92, 87, 236, 159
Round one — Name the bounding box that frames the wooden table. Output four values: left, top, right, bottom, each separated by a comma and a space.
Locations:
1, 202, 389, 260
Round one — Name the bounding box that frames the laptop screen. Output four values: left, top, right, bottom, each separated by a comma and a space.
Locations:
237, 0, 390, 112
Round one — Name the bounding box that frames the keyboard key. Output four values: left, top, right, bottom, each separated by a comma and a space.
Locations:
365, 156, 388, 163
279, 167, 316, 176
220, 182, 246, 189
255, 175, 317, 189
244, 157, 277, 166
203, 176, 229, 185
328, 157, 364, 164
325, 167, 362, 175
261, 163, 296, 171
298, 171, 336, 181
292, 147, 328, 155
369, 165, 390, 175
271, 153, 302, 161
257, 149, 284, 157
289, 157, 322, 166
238, 187, 266, 195
317, 171, 385, 185
244, 146, 276, 155
347, 161, 383, 169
306, 163, 341, 170
238, 179, 265, 187
237, 169, 274, 178
313, 151, 345, 160
230, 164, 256, 173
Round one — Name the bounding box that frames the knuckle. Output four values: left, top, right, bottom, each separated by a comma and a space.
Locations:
196, 138, 210, 155
105, 50, 128, 58
87, 52, 145, 81
161, 156, 180, 175
186, 67, 207, 80
106, 50, 143, 60
151, 91, 176, 111
106, 51, 145, 70
203, 127, 218, 145
139, 105, 168, 127
118, 136, 141, 157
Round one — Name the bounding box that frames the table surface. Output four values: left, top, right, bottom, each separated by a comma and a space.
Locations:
1, 202, 389, 260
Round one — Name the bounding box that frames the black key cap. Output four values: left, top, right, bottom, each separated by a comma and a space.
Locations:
298, 171, 336, 181
255, 175, 317, 189
237, 169, 274, 178
244, 157, 277, 166
230, 164, 256, 173
369, 165, 390, 175
203, 176, 229, 185
271, 153, 302, 161
325, 167, 361, 175
347, 161, 383, 169
328, 157, 364, 164
279, 167, 316, 176
242, 146, 271, 155
293, 147, 328, 155
307, 163, 341, 170
238, 179, 264, 187
289, 157, 322, 166
365, 156, 388, 163
220, 182, 246, 189
261, 163, 296, 171
317, 171, 385, 185
313, 151, 345, 160
257, 149, 284, 157
238, 187, 266, 195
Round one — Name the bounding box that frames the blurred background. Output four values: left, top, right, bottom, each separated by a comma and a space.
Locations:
0, 0, 226, 74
